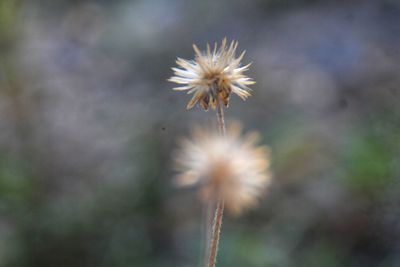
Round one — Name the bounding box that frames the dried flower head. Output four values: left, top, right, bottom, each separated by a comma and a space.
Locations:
174, 123, 271, 214
168, 38, 255, 110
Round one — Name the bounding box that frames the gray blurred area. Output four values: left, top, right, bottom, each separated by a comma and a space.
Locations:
1, 0, 400, 266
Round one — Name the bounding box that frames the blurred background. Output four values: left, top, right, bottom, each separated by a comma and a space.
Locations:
1, 0, 400, 266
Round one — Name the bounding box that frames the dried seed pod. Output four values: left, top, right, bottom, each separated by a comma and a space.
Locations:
169, 38, 254, 110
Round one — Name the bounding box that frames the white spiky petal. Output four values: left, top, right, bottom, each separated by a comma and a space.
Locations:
168, 38, 255, 110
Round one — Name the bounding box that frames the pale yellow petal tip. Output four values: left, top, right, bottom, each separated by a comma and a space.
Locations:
192, 43, 202, 57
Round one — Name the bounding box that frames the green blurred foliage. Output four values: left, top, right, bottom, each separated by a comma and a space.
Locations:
344, 135, 394, 193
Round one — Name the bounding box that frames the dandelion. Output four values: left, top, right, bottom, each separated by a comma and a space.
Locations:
169, 39, 265, 267
175, 123, 271, 215
168, 38, 255, 110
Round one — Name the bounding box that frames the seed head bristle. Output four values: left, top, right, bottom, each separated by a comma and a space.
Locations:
174, 123, 272, 215
169, 39, 254, 110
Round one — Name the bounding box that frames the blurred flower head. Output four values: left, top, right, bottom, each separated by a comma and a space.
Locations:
168, 38, 254, 110
174, 123, 271, 214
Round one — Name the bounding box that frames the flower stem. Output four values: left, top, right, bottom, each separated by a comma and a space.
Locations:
202, 198, 214, 267
215, 97, 226, 137
207, 196, 225, 267
206, 97, 226, 267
